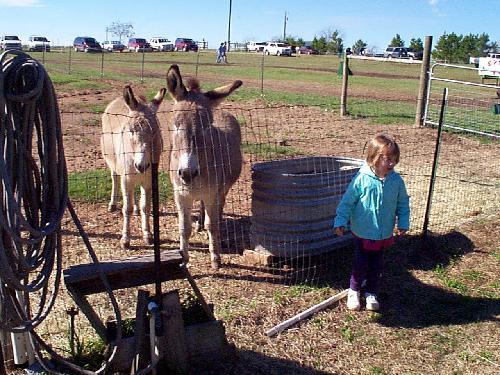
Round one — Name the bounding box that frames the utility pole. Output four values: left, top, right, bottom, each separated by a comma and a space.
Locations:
227, 0, 232, 51
283, 11, 288, 42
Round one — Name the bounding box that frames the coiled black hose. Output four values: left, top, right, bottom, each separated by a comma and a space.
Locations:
0, 50, 127, 375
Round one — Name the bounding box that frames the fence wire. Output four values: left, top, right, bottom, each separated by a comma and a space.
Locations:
9, 97, 493, 364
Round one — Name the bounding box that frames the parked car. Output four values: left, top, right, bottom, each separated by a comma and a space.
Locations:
27, 36, 50, 52
246, 41, 266, 52
128, 38, 153, 52
383, 47, 408, 58
406, 47, 423, 60
102, 40, 125, 52
174, 38, 198, 52
263, 42, 292, 56
73, 37, 102, 53
297, 45, 318, 55
0, 35, 22, 51
149, 37, 174, 52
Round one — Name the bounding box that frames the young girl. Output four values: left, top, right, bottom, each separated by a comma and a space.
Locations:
334, 133, 410, 311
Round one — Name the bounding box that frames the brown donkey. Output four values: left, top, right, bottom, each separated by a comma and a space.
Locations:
101, 85, 166, 248
166, 64, 242, 269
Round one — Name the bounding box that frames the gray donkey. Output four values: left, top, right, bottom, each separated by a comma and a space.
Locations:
166, 64, 242, 269
101, 85, 165, 249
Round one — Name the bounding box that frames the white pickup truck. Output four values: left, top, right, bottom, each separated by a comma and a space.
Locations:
27, 36, 51, 52
246, 41, 266, 52
0, 35, 22, 51
149, 37, 174, 52
263, 42, 292, 56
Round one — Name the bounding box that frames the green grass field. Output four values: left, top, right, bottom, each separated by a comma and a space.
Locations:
30, 48, 498, 134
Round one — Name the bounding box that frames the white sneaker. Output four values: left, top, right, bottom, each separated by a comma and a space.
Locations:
346, 289, 361, 311
365, 293, 380, 311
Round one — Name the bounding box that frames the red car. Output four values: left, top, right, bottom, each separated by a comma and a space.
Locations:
127, 38, 152, 52
297, 45, 318, 55
174, 38, 198, 52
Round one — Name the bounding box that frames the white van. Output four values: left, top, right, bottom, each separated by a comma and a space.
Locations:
27, 36, 51, 52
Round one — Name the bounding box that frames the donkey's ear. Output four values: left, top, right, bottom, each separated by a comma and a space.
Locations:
166, 65, 187, 101
123, 85, 139, 111
151, 88, 166, 108
204, 80, 242, 106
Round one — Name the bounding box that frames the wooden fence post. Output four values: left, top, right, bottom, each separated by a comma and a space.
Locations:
415, 36, 433, 127
340, 53, 349, 116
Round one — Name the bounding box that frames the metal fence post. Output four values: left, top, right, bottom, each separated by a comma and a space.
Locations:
100, 50, 104, 78
151, 162, 162, 307
260, 51, 265, 95
195, 49, 200, 77
422, 87, 448, 237
68, 46, 72, 75
141, 49, 145, 83
415, 36, 433, 127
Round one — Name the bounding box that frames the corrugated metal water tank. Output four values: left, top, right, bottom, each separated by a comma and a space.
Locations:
250, 156, 363, 258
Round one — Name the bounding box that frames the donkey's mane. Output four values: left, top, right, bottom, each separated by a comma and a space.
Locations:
185, 77, 201, 93
137, 94, 148, 103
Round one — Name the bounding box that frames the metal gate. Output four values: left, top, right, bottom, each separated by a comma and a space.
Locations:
421, 64, 500, 235
424, 62, 500, 138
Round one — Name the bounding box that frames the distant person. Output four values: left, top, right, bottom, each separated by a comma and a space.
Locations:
334, 133, 410, 312
222, 42, 228, 63
216, 42, 224, 63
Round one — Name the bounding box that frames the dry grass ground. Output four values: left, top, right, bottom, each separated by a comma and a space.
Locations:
3, 68, 498, 374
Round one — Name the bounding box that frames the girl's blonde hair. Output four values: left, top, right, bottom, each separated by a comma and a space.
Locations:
365, 133, 400, 167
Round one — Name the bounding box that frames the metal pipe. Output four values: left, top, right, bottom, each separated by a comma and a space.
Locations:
227, 0, 232, 51
147, 302, 160, 375
151, 162, 162, 307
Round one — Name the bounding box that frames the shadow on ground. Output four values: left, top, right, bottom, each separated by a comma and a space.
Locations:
191, 347, 331, 375
373, 231, 499, 328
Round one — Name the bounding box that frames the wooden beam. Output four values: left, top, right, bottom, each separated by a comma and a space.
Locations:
64, 250, 184, 295
265, 289, 348, 337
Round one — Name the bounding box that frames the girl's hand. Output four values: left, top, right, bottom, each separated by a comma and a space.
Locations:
335, 227, 345, 236
397, 229, 407, 236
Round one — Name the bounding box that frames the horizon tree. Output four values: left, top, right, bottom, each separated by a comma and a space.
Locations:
389, 34, 405, 47
352, 39, 367, 54
108, 21, 134, 43
409, 38, 423, 51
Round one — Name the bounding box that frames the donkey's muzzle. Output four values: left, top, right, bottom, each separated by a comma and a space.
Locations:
178, 168, 199, 184
135, 162, 150, 174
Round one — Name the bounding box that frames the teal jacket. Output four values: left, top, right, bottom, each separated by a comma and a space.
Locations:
334, 163, 410, 240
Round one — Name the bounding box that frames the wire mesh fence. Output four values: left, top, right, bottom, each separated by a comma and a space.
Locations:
17, 94, 495, 360
344, 56, 422, 122
2, 50, 499, 371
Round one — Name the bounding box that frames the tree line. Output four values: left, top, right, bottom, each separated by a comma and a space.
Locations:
283, 30, 497, 63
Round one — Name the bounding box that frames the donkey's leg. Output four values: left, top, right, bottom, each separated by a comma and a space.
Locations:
108, 171, 120, 212
194, 200, 205, 232
205, 201, 222, 270
175, 193, 193, 263
120, 176, 134, 249
133, 195, 140, 216
140, 180, 152, 245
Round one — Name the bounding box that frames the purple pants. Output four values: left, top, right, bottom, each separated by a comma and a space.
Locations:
349, 237, 384, 294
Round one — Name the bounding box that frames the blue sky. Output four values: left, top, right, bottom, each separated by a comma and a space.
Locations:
0, 0, 498, 52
